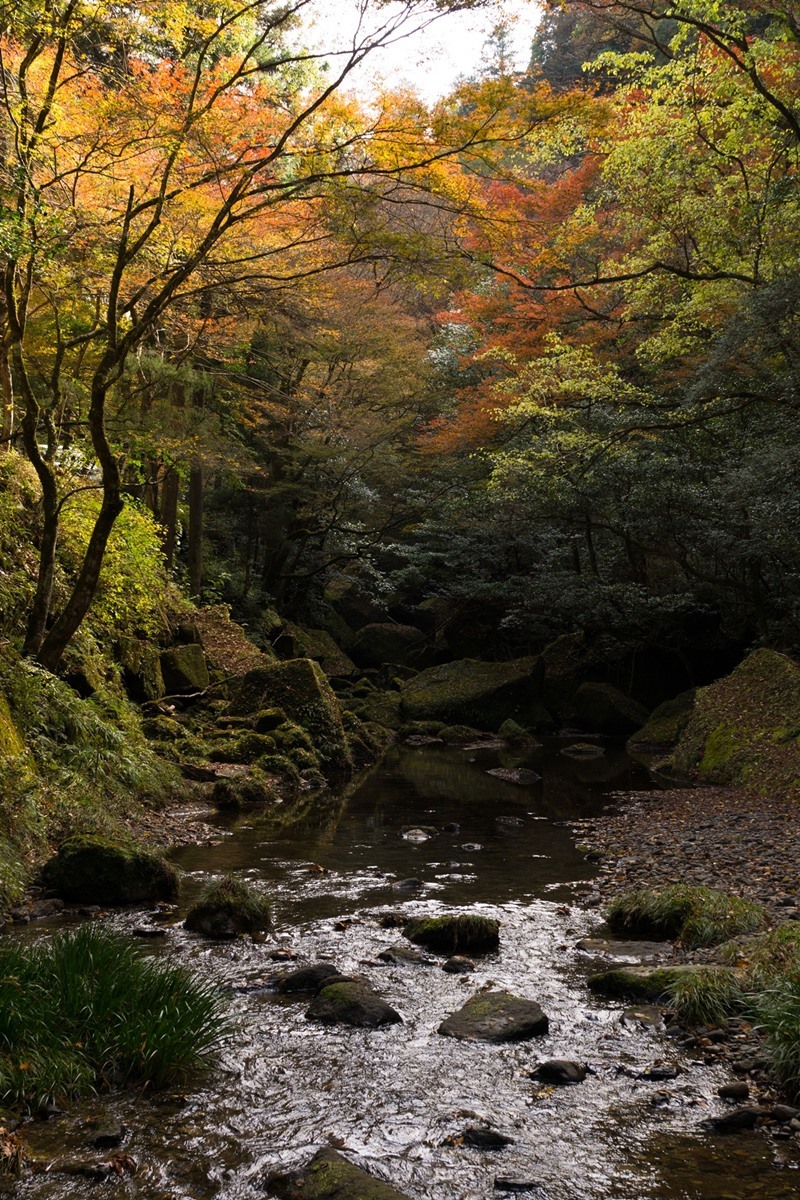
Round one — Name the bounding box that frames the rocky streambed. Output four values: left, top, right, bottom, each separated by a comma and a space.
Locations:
5, 740, 800, 1199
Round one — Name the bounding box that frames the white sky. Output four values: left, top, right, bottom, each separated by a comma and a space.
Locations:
306, 1, 542, 102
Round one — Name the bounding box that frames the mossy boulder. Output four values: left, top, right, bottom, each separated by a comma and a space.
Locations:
42, 835, 179, 905
350, 623, 428, 669
403, 914, 500, 955
277, 625, 356, 679
194, 605, 268, 676
628, 690, 696, 752
227, 659, 352, 775
160, 644, 210, 695
267, 1148, 413, 1200
184, 875, 271, 939
606, 885, 767, 949
400, 657, 546, 731
348, 689, 403, 730
573, 683, 649, 736
119, 639, 165, 703
587, 964, 719, 1001
305, 981, 402, 1028
668, 649, 800, 797
211, 773, 278, 809
438, 990, 549, 1042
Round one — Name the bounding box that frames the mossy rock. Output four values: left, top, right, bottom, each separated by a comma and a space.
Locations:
573, 683, 649, 736
498, 718, 536, 746
42, 835, 179, 905
628, 690, 696, 752
349, 689, 403, 730
606, 884, 767, 949
277, 625, 356, 679
208, 731, 278, 764
438, 990, 549, 1042
160, 644, 210, 695
400, 657, 546, 731
268, 1148, 413, 1200
272, 721, 316, 752
587, 964, 719, 1001
439, 724, 483, 744
142, 715, 190, 743
184, 875, 271, 939
306, 981, 402, 1028
211, 774, 278, 809
667, 650, 800, 797
350, 623, 428, 669
256, 753, 304, 788
194, 605, 267, 677
227, 659, 352, 776
403, 913, 500, 955
119, 639, 165, 703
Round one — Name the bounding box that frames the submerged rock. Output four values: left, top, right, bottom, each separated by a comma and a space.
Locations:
438, 991, 549, 1043
42, 835, 179, 905
306, 981, 402, 1028
403, 914, 500, 955
267, 1147, 413, 1200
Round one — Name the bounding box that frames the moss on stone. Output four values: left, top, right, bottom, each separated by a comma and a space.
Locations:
606, 884, 767, 949
668, 649, 800, 797
587, 964, 719, 1001
268, 1148, 412, 1200
159, 644, 210, 694
184, 874, 271, 939
400, 657, 545, 731
403, 913, 500, 955
42, 835, 180, 905
628, 690, 696, 752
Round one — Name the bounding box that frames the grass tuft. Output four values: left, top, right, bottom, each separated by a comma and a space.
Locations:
606, 884, 767, 949
666, 967, 745, 1026
0, 925, 229, 1109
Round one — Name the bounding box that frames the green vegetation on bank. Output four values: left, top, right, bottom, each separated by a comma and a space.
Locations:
606, 885, 767, 950
0, 925, 229, 1108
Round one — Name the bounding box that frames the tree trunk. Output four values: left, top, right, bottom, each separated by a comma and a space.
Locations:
160, 466, 180, 568
188, 462, 203, 601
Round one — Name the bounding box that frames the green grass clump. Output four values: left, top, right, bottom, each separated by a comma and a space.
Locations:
403, 913, 500, 954
666, 967, 746, 1026
606, 885, 767, 949
753, 976, 800, 1101
0, 925, 229, 1108
185, 874, 272, 939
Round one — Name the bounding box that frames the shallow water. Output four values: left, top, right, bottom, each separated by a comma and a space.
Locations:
9, 740, 800, 1199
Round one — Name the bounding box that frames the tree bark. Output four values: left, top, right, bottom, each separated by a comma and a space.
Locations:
188, 462, 203, 601
160, 466, 180, 568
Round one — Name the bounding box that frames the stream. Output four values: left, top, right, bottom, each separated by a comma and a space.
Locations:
9, 739, 800, 1199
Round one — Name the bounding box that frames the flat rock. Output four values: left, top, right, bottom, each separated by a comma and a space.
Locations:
620, 1005, 667, 1030
378, 943, 429, 966
439, 991, 549, 1043
267, 1147, 412, 1200
461, 1127, 514, 1150
442, 956, 476, 974
306, 982, 402, 1028
486, 768, 541, 786
576, 938, 673, 963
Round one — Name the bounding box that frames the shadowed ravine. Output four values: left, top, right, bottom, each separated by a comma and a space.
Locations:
11, 742, 800, 1200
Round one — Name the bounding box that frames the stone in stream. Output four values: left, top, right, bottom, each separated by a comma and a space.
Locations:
576, 937, 674, 963
439, 991, 549, 1043
495, 1180, 542, 1194
704, 1107, 771, 1133
377, 943, 430, 966
276, 964, 341, 994
267, 1147, 413, 1200
533, 1059, 587, 1085
461, 1126, 515, 1150
587, 964, 716, 1001
486, 768, 541, 786
442, 955, 476, 974
403, 914, 500, 955
620, 1005, 667, 1030
306, 981, 402, 1028
718, 1081, 750, 1101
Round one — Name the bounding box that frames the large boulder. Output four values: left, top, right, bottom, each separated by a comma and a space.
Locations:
438, 991, 549, 1043
276, 625, 356, 679
119, 639, 165, 703
194, 605, 270, 676
573, 683, 648, 736
160, 644, 210, 694
400, 657, 546, 730
350, 624, 428, 669
42, 835, 179, 904
628, 689, 696, 753
403, 914, 500, 955
305, 981, 402, 1028
267, 1148, 413, 1200
226, 659, 352, 775
668, 649, 800, 797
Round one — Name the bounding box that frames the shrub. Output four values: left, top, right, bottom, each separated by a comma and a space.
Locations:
0, 925, 228, 1108
606, 885, 767, 949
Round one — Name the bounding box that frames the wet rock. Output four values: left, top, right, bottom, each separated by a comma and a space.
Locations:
620, 1005, 667, 1030
588, 964, 713, 1001
267, 1147, 412, 1200
560, 742, 605, 760
184, 876, 272, 940
88, 1123, 126, 1150
394, 878, 423, 891
494, 1179, 541, 1193
533, 1059, 587, 1085
277, 964, 341, 994
160, 644, 210, 694
9, 898, 64, 923
495, 815, 524, 826
306, 981, 402, 1028
132, 925, 167, 938
718, 1081, 750, 1101
41, 835, 179, 905
576, 937, 673, 963
461, 1127, 514, 1150
770, 1104, 800, 1123
442, 956, 476, 974
461, 843, 483, 852
443, 822, 461, 834
486, 768, 541, 786
378, 943, 429, 966
636, 1062, 681, 1081
705, 1107, 771, 1133
403, 914, 500, 955
439, 991, 549, 1043
400, 826, 437, 842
